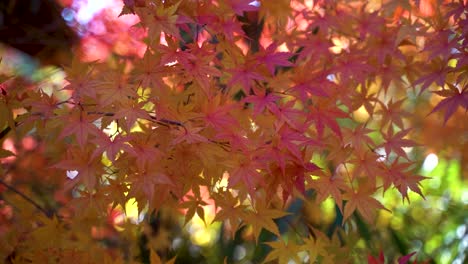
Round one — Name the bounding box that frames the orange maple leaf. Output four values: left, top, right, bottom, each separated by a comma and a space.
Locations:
342, 187, 389, 223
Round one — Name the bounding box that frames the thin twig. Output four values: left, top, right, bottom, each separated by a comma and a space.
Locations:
0, 178, 51, 218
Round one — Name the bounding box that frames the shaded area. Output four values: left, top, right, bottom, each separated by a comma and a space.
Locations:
0, 0, 77, 66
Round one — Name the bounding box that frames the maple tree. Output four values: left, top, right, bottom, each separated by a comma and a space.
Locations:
0, 0, 467, 263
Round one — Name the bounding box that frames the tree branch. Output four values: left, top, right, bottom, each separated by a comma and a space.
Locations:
0, 178, 51, 218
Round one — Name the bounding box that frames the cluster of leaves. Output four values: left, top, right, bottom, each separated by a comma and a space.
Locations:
0, 0, 466, 262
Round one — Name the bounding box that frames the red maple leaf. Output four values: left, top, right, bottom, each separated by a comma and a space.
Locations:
429, 84, 468, 124
413, 58, 452, 94
382, 160, 427, 202
269, 100, 307, 130
368, 251, 420, 264
379, 127, 417, 160
228, 61, 266, 94
307, 100, 348, 138
377, 98, 410, 129
243, 88, 281, 116
227, 155, 264, 196
289, 64, 329, 102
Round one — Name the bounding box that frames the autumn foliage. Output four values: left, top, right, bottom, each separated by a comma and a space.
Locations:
0, 0, 467, 263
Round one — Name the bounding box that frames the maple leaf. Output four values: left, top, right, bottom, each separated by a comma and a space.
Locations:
335, 55, 375, 84
413, 59, 452, 94
302, 235, 330, 263
324, 134, 354, 165
62, 58, 98, 101
429, 84, 468, 124
273, 123, 311, 161
243, 88, 281, 116
91, 132, 135, 162
304, 227, 339, 263
58, 110, 101, 148
379, 127, 417, 160
177, 44, 222, 96
54, 146, 104, 189
200, 95, 240, 131
28, 215, 68, 250
158, 36, 183, 66
350, 84, 378, 115
212, 190, 248, 237
342, 187, 389, 223
242, 199, 289, 242
255, 43, 294, 75
256, 143, 290, 176
355, 10, 385, 40
113, 100, 151, 131
369, 27, 405, 65
171, 123, 208, 145
395, 172, 427, 202
136, 1, 182, 42
312, 170, 349, 211
226, 154, 264, 196
213, 129, 249, 152
378, 63, 405, 94
382, 159, 427, 202
227, 61, 266, 94
423, 29, 459, 61
97, 69, 137, 107
269, 100, 307, 130
127, 132, 165, 171
349, 150, 383, 185
343, 125, 375, 154
290, 64, 330, 102
264, 239, 302, 264
179, 192, 208, 225
398, 252, 418, 264
128, 167, 174, 204
132, 50, 168, 90
367, 251, 385, 264
218, 16, 247, 42
368, 251, 419, 264
307, 100, 348, 138
23, 91, 58, 122
376, 98, 410, 129
296, 33, 332, 62
3, 0, 464, 261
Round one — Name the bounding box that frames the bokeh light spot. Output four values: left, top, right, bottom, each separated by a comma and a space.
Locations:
422, 153, 438, 172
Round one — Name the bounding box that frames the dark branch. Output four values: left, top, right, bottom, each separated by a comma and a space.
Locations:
0, 178, 51, 218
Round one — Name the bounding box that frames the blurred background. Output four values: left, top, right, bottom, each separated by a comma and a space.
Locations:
0, 0, 466, 263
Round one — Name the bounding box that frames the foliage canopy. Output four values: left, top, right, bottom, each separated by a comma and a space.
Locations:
0, 0, 467, 263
